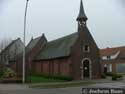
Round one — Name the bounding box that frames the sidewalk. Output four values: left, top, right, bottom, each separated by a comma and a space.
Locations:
0, 84, 28, 90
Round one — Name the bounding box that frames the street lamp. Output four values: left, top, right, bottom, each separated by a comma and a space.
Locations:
23, 0, 29, 83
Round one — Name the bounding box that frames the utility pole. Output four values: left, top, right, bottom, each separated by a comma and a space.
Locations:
23, 0, 29, 83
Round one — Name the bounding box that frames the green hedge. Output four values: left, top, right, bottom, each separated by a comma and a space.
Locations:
29, 73, 73, 81
112, 74, 123, 81
105, 72, 113, 76
0, 69, 4, 78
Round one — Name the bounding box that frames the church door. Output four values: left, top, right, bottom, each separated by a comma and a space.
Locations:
83, 60, 90, 78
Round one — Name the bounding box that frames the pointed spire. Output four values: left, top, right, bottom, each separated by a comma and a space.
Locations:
31, 36, 33, 40
77, 0, 88, 22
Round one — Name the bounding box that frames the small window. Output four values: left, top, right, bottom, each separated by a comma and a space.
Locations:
83, 45, 90, 52
107, 56, 111, 60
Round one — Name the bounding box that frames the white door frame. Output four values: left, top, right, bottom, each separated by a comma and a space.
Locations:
81, 58, 92, 79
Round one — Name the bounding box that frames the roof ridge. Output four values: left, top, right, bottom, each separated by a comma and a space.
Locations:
101, 46, 125, 50
1, 38, 20, 53
26, 36, 41, 46
47, 32, 77, 43
33, 36, 42, 40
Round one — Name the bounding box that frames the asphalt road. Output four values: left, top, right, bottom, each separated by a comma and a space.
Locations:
0, 82, 125, 94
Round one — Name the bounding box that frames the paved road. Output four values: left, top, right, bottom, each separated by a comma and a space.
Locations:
0, 82, 125, 94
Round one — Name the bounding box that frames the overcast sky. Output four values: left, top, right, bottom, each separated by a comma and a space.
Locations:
0, 0, 125, 48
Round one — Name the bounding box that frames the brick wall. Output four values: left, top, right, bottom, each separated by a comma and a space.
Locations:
32, 57, 71, 76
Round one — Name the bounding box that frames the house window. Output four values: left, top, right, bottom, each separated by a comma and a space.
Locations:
107, 56, 111, 60
83, 45, 90, 52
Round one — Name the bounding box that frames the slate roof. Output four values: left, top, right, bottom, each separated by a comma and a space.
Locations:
10, 34, 47, 61
0, 38, 24, 63
0, 38, 23, 54
35, 32, 78, 60
26, 36, 41, 52
1, 38, 18, 53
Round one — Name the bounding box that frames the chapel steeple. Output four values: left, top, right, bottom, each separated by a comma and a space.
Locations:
77, 0, 88, 25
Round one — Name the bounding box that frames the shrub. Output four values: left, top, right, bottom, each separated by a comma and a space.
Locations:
112, 74, 123, 81
101, 74, 106, 79
116, 74, 122, 78
0, 69, 4, 78
2, 67, 16, 78
51, 75, 73, 81
112, 75, 117, 81
29, 73, 73, 81
0, 68, 7, 78
0, 67, 16, 78
105, 72, 113, 76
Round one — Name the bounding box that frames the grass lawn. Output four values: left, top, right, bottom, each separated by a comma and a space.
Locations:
28, 74, 95, 88
28, 76, 67, 83
29, 81, 95, 89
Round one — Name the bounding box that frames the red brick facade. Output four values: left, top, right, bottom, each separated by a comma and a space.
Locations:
32, 57, 71, 76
